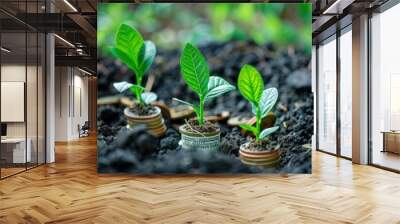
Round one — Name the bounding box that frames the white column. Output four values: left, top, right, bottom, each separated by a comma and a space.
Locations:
46, 32, 55, 163
352, 14, 369, 164
45, 0, 55, 163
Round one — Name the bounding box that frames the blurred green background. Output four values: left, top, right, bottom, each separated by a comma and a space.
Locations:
98, 3, 311, 55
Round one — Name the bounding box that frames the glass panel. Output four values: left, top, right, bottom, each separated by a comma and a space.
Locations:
317, 36, 337, 154
27, 30, 38, 169
1, 29, 27, 177
371, 4, 400, 171
38, 32, 45, 165
340, 28, 352, 158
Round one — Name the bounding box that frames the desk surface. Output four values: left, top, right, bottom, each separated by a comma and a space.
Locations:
381, 131, 400, 134
1, 138, 27, 143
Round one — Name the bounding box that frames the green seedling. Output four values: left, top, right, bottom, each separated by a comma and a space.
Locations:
237, 64, 279, 141
111, 24, 157, 106
174, 43, 235, 125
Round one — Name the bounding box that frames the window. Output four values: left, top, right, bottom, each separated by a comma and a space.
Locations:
370, 3, 400, 171
317, 36, 337, 154
339, 27, 352, 158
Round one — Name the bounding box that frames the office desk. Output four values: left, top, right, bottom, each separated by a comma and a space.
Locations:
382, 131, 400, 154
1, 138, 31, 163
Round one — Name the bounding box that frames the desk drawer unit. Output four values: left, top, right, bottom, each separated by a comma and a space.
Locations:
383, 132, 400, 154
0, 139, 31, 164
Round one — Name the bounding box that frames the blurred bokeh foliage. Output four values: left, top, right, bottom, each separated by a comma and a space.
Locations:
98, 3, 311, 54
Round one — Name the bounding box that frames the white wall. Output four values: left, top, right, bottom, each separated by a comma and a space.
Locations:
1, 63, 46, 164
1, 65, 26, 133
54, 67, 89, 141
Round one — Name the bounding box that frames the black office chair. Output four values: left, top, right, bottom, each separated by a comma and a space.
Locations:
78, 121, 90, 138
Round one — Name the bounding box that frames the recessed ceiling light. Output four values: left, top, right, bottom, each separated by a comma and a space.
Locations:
54, 34, 75, 48
63, 0, 78, 12
1, 47, 11, 53
322, 0, 354, 15
78, 67, 93, 76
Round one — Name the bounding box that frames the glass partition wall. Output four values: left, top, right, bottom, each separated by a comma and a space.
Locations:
0, 2, 46, 179
339, 27, 352, 159
370, 3, 400, 172
316, 26, 352, 159
317, 35, 337, 155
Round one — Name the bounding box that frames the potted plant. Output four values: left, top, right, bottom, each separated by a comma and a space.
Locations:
237, 64, 280, 167
174, 43, 235, 150
112, 24, 166, 137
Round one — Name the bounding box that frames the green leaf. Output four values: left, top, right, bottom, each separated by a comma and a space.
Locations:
173, 98, 201, 121
129, 84, 145, 95
180, 43, 209, 97
259, 126, 279, 139
251, 102, 258, 116
239, 124, 257, 135
115, 24, 144, 68
237, 64, 264, 105
259, 88, 278, 118
141, 92, 157, 104
113, 81, 134, 93
110, 48, 138, 74
113, 81, 144, 100
204, 76, 235, 102
137, 41, 156, 76
192, 104, 201, 120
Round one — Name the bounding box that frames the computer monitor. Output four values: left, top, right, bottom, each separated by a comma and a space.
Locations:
1, 123, 7, 137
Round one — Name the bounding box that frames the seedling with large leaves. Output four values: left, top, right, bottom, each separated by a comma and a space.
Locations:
111, 24, 157, 105
174, 43, 235, 125
237, 64, 279, 141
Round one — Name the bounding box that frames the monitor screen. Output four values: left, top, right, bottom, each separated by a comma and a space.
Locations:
1, 123, 6, 137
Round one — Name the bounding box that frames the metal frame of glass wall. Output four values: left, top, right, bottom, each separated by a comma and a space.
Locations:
367, 0, 400, 173
315, 0, 400, 173
0, 0, 47, 180
315, 23, 352, 161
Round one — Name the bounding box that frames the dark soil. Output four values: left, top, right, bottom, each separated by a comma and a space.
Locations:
242, 139, 278, 152
182, 120, 219, 133
97, 40, 313, 174
129, 104, 158, 116
220, 128, 246, 156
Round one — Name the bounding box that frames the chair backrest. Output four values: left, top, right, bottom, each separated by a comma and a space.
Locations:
82, 121, 90, 129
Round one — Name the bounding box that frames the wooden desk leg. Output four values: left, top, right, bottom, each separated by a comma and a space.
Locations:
382, 133, 386, 153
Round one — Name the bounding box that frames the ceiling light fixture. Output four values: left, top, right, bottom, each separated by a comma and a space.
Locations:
322, 0, 354, 15
54, 34, 75, 48
63, 0, 78, 12
78, 67, 94, 76
322, 0, 342, 15
1, 47, 11, 53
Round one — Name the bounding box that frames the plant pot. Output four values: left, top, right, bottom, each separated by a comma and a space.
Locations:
239, 142, 280, 167
124, 106, 167, 137
179, 124, 220, 150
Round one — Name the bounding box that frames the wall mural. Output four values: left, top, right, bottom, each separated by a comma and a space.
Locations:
97, 3, 313, 174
